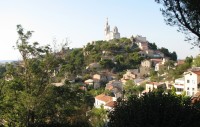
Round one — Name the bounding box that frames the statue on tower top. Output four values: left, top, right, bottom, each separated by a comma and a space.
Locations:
106, 17, 108, 25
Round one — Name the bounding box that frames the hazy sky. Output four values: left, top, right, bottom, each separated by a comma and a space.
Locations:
0, 0, 199, 60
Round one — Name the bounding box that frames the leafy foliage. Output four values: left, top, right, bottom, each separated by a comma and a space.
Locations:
193, 55, 200, 67
148, 42, 157, 50
100, 59, 115, 71
0, 65, 6, 79
87, 107, 107, 127
155, 0, 200, 47
124, 80, 145, 97
159, 47, 177, 61
0, 25, 90, 127
108, 91, 200, 127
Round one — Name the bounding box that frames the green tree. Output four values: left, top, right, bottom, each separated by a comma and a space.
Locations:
0, 65, 6, 79
148, 42, 157, 50
124, 80, 145, 97
0, 25, 89, 127
4, 25, 58, 126
170, 60, 191, 79
124, 80, 136, 97
136, 85, 145, 96
115, 55, 126, 71
150, 69, 161, 82
99, 59, 115, 71
108, 91, 200, 127
35, 81, 89, 126
87, 107, 107, 127
84, 43, 94, 51
155, 0, 200, 47
61, 48, 84, 78
159, 47, 170, 57
127, 52, 143, 68
193, 55, 200, 67
185, 56, 193, 65
159, 47, 177, 61
171, 51, 177, 61
164, 60, 175, 68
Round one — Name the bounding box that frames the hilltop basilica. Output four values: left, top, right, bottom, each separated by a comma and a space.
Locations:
104, 18, 120, 41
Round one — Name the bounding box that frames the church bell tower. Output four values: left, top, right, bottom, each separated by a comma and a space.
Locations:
104, 18, 110, 36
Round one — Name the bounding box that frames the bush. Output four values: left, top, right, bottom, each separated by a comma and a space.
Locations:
108, 91, 200, 127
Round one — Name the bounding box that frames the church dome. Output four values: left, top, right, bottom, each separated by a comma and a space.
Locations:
113, 26, 118, 33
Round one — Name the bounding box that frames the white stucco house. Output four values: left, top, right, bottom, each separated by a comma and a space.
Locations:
184, 70, 200, 96
94, 94, 116, 110
145, 82, 165, 92
174, 77, 185, 95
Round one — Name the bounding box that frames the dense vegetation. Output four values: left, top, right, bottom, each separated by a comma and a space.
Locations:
84, 38, 143, 72
149, 56, 193, 82
108, 91, 200, 127
0, 25, 91, 127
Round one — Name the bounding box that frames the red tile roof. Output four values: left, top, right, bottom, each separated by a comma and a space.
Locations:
192, 71, 200, 75
95, 94, 113, 103
191, 92, 200, 104
150, 59, 162, 63
105, 101, 117, 107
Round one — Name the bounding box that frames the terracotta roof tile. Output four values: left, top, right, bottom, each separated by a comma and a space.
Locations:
192, 71, 200, 75
150, 59, 162, 62
105, 101, 117, 107
95, 94, 113, 103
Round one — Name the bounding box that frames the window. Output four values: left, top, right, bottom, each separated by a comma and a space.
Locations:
187, 91, 190, 96
176, 88, 183, 92
192, 88, 195, 91
187, 87, 189, 90
187, 80, 190, 83
198, 83, 200, 89
148, 86, 152, 91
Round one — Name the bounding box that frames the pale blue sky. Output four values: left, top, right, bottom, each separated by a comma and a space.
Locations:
0, 0, 199, 60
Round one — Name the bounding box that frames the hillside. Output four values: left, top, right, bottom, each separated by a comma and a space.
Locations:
61, 36, 177, 76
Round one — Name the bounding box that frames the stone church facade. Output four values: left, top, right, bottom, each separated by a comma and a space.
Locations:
104, 18, 120, 41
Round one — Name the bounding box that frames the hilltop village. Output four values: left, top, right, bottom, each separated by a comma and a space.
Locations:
61, 19, 199, 109
1, 21, 200, 126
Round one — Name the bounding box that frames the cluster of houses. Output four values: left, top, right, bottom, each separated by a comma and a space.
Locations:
174, 68, 200, 96
73, 33, 200, 110
132, 35, 165, 59
90, 64, 200, 111
145, 67, 200, 97
84, 34, 173, 110
87, 69, 148, 110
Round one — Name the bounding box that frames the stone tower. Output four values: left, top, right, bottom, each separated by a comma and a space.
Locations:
104, 18, 120, 41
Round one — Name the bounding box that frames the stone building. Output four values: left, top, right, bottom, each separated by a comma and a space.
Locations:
104, 18, 120, 41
